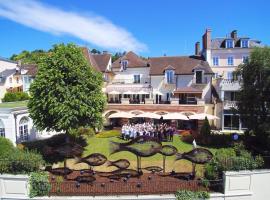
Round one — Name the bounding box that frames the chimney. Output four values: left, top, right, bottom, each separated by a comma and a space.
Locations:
202, 28, 212, 50
195, 42, 200, 56
231, 30, 237, 39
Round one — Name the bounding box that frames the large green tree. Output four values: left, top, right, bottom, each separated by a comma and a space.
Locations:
237, 47, 270, 146
28, 43, 106, 135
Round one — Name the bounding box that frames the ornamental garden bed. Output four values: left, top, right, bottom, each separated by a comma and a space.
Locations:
49, 171, 206, 196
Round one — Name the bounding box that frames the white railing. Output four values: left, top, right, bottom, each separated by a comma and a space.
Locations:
220, 79, 241, 91
224, 100, 238, 109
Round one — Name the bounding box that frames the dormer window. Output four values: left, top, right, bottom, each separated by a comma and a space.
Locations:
241, 39, 249, 48
195, 70, 203, 84
165, 70, 174, 84
120, 60, 128, 71
226, 39, 234, 48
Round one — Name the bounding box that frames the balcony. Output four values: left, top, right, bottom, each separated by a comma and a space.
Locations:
223, 100, 238, 109
220, 79, 241, 91
110, 78, 150, 85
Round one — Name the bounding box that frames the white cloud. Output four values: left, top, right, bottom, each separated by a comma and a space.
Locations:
0, 0, 147, 52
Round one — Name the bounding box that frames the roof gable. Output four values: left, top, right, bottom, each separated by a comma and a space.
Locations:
112, 51, 147, 68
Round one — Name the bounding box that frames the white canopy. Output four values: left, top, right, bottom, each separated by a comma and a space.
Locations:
153, 90, 163, 96
123, 91, 136, 94
137, 90, 149, 95
189, 113, 219, 120
108, 112, 135, 119
108, 90, 121, 95
134, 112, 161, 119
162, 112, 189, 120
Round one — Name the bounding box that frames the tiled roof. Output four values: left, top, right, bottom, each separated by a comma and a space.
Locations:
211, 38, 263, 49
149, 56, 213, 75
21, 64, 37, 76
112, 51, 147, 68
81, 47, 111, 72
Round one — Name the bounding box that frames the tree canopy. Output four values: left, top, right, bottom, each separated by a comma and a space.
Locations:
237, 47, 270, 146
28, 43, 106, 134
10, 49, 48, 64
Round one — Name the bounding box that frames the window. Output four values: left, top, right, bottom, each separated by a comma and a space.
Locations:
16, 77, 19, 84
242, 56, 249, 63
213, 57, 219, 66
9, 77, 12, 83
24, 76, 28, 84
19, 117, 29, 141
195, 71, 203, 84
133, 75, 140, 83
227, 71, 233, 80
226, 40, 234, 48
0, 120, 5, 137
227, 56, 234, 66
120, 60, 128, 71
241, 39, 249, 48
224, 115, 240, 130
165, 70, 174, 84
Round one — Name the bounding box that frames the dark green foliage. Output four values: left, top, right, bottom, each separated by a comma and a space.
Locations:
90, 49, 101, 54
0, 149, 44, 174
28, 43, 106, 134
69, 127, 95, 137
0, 137, 15, 158
29, 172, 51, 198
237, 47, 270, 148
2, 92, 29, 102
22, 133, 87, 164
204, 143, 264, 181
200, 117, 211, 136
175, 190, 209, 200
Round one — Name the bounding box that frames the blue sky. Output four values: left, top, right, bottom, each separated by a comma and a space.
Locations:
0, 0, 269, 58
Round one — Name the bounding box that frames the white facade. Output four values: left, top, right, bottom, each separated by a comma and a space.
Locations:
0, 107, 56, 145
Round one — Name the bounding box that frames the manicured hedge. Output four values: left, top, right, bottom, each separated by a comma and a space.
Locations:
0, 137, 15, 158
2, 91, 29, 102
0, 149, 44, 174
29, 172, 51, 198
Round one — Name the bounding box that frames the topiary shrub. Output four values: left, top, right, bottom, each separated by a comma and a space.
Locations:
29, 172, 51, 198
200, 117, 211, 136
175, 190, 210, 200
0, 137, 15, 158
2, 91, 29, 102
0, 149, 45, 174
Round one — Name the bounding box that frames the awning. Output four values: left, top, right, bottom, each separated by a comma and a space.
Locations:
153, 90, 163, 96
134, 112, 161, 119
108, 90, 121, 95
189, 113, 219, 120
108, 112, 135, 119
162, 112, 189, 120
137, 90, 149, 95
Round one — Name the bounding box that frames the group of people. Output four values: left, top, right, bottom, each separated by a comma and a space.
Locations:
121, 122, 176, 142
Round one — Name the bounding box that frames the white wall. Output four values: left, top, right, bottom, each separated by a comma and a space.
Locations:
112, 67, 150, 83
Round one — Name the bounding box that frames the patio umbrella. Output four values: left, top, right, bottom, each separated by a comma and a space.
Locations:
162, 112, 189, 120
134, 112, 161, 119
189, 113, 219, 120
108, 112, 135, 119
108, 90, 121, 95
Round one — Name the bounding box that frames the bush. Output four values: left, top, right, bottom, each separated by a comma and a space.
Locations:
0, 149, 45, 174
0, 137, 15, 158
204, 144, 264, 181
2, 91, 29, 102
96, 130, 121, 138
29, 172, 51, 198
200, 117, 211, 136
175, 190, 210, 200
70, 127, 95, 137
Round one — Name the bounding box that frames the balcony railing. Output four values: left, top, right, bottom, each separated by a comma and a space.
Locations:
224, 100, 238, 109
220, 79, 241, 91
107, 97, 203, 105
110, 78, 150, 84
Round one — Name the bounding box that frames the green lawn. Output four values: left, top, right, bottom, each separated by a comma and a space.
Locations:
0, 101, 28, 108
65, 134, 217, 176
